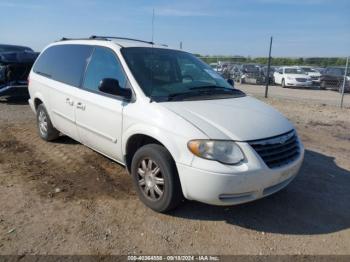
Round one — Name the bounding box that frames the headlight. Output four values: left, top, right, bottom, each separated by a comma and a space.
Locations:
187, 140, 244, 165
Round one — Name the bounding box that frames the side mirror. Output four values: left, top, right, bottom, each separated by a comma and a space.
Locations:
227, 78, 234, 87
98, 78, 132, 99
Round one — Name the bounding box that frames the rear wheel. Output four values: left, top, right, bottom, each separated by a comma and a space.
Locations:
36, 104, 59, 141
131, 144, 183, 213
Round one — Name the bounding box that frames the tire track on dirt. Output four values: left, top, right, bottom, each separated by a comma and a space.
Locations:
0, 123, 135, 201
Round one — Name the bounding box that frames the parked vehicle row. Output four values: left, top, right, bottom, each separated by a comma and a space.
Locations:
216, 61, 349, 92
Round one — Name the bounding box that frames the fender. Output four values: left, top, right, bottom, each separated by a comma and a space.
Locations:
122, 123, 195, 166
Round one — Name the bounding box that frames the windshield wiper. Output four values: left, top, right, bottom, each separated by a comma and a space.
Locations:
166, 92, 198, 101
166, 88, 245, 101
189, 85, 232, 90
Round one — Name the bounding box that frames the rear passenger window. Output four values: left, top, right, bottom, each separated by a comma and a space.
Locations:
83, 47, 127, 92
33, 45, 93, 87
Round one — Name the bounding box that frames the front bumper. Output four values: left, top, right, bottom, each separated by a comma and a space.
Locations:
285, 80, 313, 87
177, 145, 304, 206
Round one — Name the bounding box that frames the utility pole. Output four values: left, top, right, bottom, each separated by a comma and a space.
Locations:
264, 36, 273, 98
340, 56, 349, 108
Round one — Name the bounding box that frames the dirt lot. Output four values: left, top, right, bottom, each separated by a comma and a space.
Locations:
0, 95, 349, 255
237, 83, 350, 107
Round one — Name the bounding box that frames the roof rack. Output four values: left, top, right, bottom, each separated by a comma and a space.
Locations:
58, 36, 154, 45
58, 37, 101, 42
89, 35, 154, 45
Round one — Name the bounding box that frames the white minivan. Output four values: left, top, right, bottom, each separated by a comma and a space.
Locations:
28, 36, 304, 212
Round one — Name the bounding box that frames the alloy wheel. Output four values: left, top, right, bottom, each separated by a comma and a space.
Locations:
137, 158, 165, 201
38, 110, 48, 136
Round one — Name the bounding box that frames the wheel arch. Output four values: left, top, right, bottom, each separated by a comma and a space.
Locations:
32, 93, 48, 112
123, 132, 180, 174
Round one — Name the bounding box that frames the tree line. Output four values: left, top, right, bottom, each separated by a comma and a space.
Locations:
196, 55, 347, 67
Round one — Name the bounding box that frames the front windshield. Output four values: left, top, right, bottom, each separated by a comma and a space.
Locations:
285, 68, 305, 74
331, 68, 349, 76
121, 47, 245, 101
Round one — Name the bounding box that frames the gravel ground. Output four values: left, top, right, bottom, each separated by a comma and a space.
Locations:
0, 95, 349, 255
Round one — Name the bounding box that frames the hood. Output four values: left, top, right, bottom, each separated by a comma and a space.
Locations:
161, 96, 294, 141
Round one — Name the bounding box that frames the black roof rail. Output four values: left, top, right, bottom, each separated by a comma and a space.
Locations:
58, 37, 109, 42
89, 35, 154, 45
57, 36, 155, 45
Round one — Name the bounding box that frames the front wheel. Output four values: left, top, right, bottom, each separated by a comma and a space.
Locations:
282, 79, 286, 88
131, 144, 183, 213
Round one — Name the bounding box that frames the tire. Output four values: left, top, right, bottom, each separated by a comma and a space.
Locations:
281, 79, 286, 88
240, 77, 245, 84
131, 144, 183, 213
36, 104, 60, 141
320, 81, 326, 90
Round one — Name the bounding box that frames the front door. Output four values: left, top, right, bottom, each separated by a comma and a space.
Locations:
75, 46, 128, 162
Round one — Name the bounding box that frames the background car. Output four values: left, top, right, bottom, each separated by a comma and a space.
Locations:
299, 66, 321, 86
274, 66, 313, 88
260, 66, 276, 85
320, 67, 350, 92
0, 44, 38, 98
236, 64, 262, 84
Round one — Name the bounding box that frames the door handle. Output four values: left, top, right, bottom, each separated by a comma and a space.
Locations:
66, 98, 74, 106
76, 102, 86, 110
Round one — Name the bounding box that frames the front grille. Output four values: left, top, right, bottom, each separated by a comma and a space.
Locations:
249, 130, 300, 169
296, 78, 307, 82
325, 79, 341, 88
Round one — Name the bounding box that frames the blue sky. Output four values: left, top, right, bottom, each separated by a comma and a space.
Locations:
1, 0, 349, 57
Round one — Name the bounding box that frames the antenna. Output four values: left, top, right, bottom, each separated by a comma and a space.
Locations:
152, 8, 155, 43
149, 8, 155, 102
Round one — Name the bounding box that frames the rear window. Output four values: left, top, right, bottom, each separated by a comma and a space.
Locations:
33, 44, 93, 87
